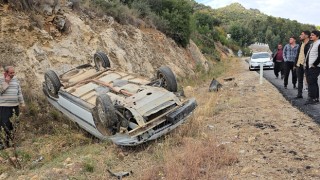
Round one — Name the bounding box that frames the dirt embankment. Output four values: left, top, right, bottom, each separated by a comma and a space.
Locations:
0, 4, 208, 90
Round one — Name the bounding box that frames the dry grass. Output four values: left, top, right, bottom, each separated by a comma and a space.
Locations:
137, 58, 239, 180
1, 57, 239, 179
140, 137, 237, 180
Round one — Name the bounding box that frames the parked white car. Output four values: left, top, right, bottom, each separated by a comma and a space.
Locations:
249, 52, 274, 70
43, 52, 197, 146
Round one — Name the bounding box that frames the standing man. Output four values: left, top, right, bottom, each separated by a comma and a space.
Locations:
283, 36, 299, 89
305, 30, 320, 105
294, 31, 312, 99
0, 66, 25, 149
273, 43, 284, 79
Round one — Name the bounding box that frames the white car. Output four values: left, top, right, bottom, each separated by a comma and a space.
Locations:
249, 52, 274, 71
43, 52, 197, 146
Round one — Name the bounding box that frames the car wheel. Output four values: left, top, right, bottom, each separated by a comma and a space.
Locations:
157, 66, 178, 92
44, 70, 61, 98
94, 52, 111, 71
93, 94, 118, 136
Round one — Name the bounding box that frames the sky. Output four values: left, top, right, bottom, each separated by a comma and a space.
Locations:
195, 0, 320, 26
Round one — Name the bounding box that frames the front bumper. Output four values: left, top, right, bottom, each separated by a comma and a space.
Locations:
109, 98, 197, 146
250, 64, 274, 69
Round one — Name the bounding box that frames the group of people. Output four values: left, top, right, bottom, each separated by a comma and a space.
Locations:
273, 30, 320, 105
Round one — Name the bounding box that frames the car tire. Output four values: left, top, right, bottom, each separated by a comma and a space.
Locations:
93, 94, 118, 136
94, 52, 111, 71
44, 70, 61, 98
157, 66, 178, 92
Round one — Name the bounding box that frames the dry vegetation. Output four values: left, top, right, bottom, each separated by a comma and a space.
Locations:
0, 57, 239, 179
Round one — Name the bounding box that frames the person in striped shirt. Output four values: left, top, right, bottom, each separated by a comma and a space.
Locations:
0, 66, 25, 149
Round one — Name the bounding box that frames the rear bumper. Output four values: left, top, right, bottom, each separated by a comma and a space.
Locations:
109, 98, 197, 146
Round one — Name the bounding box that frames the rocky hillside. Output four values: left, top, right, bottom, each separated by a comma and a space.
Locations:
0, 3, 209, 89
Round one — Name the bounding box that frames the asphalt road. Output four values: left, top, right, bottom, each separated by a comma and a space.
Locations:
259, 68, 320, 122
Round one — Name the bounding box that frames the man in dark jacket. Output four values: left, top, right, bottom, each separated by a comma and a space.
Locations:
273, 43, 284, 79
294, 30, 312, 99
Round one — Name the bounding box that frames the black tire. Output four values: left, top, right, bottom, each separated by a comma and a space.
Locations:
93, 94, 118, 136
44, 70, 61, 98
157, 66, 178, 92
94, 52, 111, 71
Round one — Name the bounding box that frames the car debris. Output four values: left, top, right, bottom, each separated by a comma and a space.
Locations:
107, 169, 132, 180
223, 77, 235, 81
209, 78, 222, 92
43, 52, 197, 146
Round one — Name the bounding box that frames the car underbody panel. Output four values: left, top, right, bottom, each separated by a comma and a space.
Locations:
43, 61, 197, 146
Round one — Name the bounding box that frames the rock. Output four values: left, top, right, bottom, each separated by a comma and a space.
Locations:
247, 136, 256, 142
30, 175, 40, 180
241, 167, 254, 174
62, 124, 69, 129
207, 125, 214, 130
41, 4, 53, 16
0, 173, 8, 180
64, 157, 72, 164
118, 152, 125, 160
53, 15, 66, 31
184, 86, 194, 92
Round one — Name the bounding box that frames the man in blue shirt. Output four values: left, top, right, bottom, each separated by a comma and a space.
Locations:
283, 36, 299, 89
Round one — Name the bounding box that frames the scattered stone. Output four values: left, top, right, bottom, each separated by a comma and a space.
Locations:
207, 125, 214, 130
30, 175, 40, 180
184, 86, 194, 92
32, 156, 44, 163
247, 136, 256, 142
62, 124, 69, 129
65, 157, 72, 164
0, 173, 8, 180
118, 152, 125, 160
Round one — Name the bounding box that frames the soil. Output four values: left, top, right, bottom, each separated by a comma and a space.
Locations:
201, 58, 320, 179
2, 3, 320, 179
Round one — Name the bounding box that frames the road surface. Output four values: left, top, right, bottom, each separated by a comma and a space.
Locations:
254, 64, 320, 121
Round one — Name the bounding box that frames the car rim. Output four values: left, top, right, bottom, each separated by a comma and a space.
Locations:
97, 103, 106, 124
45, 76, 55, 94
95, 56, 103, 70
158, 73, 168, 89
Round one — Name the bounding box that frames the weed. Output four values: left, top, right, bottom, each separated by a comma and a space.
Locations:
83, 159, 94, 173
142, 138, 237, 180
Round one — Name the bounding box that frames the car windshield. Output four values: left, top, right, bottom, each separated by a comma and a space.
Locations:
252, 53, 270, 59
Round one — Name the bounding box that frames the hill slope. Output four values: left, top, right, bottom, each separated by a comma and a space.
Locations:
0, 4, 208, 89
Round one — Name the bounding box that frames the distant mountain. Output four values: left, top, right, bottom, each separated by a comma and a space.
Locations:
213, 3, 266, 25
193, 2, 316, 49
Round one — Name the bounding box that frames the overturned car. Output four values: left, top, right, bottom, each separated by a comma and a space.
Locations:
43, 52, 197, 146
